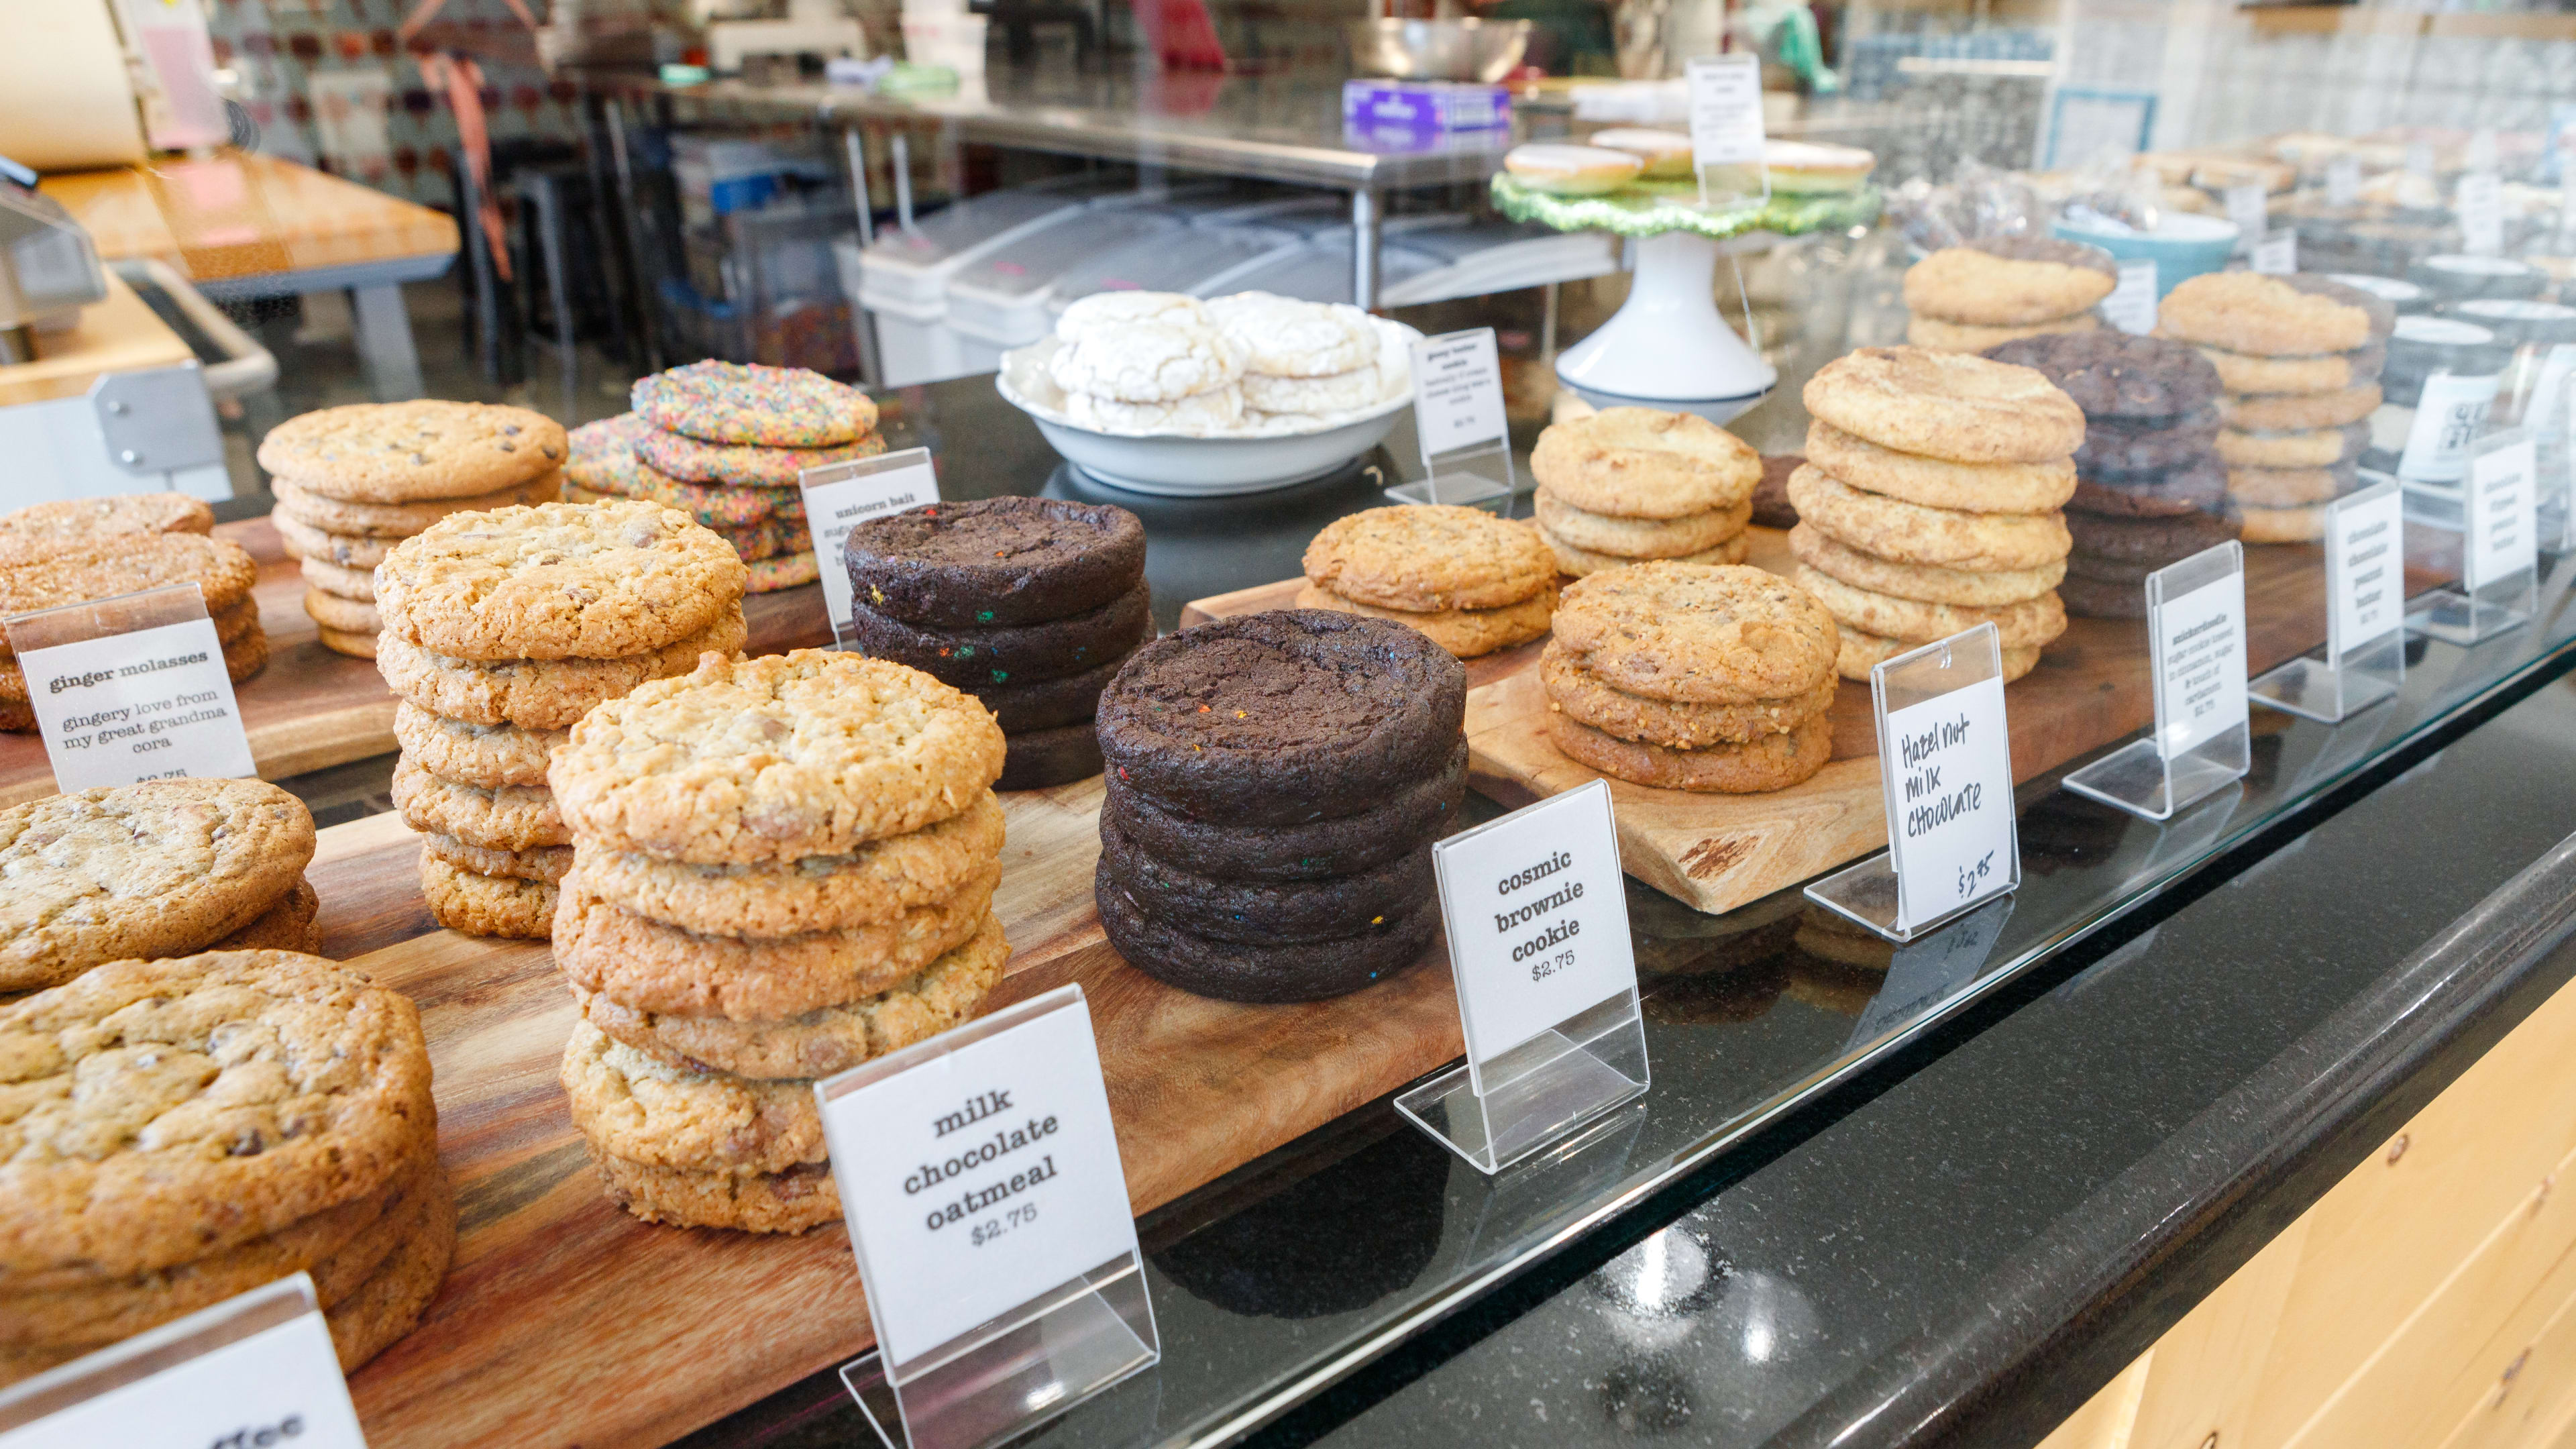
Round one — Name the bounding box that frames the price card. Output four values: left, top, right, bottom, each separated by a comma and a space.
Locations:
1411, 328, 1509, 465
2466, 433, 2538, 590
0, 1277, 365, 1449
5, 584, 254, 794
2224, 183, 2267, 250
2398, 372, 2502, 483
2153, 562, 2248, 762
2408, 141, 2437, 179
2468, 127, 2500, 177
2459, 172, 2505, 257
817, 985, 1140, 1368
1684, 53, 1766, 205
2251, 227, 2298, 276
1429, 778, 1636, 1090
2101, 259, 2158, 335
2332, 484, 2405, 650
800, 449, 939, 641
1882, 645, 2016, 931
2327, 154, 2362, 209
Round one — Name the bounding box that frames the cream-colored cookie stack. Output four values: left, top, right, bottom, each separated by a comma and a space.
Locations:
1046, 291, 1250, 435
546, 649, 1010, 1233
1205, 291, 1385, 429
1902, 237, 2119, 353
1787, 347, 2082, 682
376, 499, 749, 939
1530, 408, 1762, 577
260, 401, 566, 658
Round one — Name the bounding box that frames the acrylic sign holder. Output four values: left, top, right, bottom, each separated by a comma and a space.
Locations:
1386, 436, 1516, 515
2412, 431, 2537, 646
2066, 543, 2250, 822
826, 988, 1158, 1449
2251, 478, 2405, 722
1806, 623, 2021, 944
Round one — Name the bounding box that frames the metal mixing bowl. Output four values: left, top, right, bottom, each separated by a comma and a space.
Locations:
1345, 18, 1532, 83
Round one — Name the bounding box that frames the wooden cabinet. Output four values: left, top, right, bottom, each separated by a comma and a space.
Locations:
2041, 973, 2576, 1449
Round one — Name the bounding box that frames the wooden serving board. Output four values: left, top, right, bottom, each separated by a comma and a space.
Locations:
321, 785, 1469, 1446
0, 518, 838, 808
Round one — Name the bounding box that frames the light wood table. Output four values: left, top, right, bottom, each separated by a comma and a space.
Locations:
41, 151, 460, 398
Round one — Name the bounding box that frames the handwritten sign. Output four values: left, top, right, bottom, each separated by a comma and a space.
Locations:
1881, 655, 2016, 930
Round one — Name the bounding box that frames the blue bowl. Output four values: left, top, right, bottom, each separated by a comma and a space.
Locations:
2052, 211, 2239, 298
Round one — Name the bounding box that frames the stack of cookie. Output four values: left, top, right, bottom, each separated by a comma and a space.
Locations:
1531, 409, 1762, 578
1788, 347, 2080, 682
377, 500, 749, 939
844, 496, 1148, 790
0, 779, 320, 1000
1984, 332, 2238, 619
260, 401, 566, 658
1049, 291, 1248, 435
1205, 292, 1385, 430
1095, 612, 1465, 1003
547, 649, 1009, 1232
1542, 563, 1839, 794
1902, 238, 2118, 353
2155, 272, 2394, 541
0, 491, 213, 543
564, 415, 814, 593
0, 948, 448, 1384
0, 532, 267, 731
1298, 504, 1556, 659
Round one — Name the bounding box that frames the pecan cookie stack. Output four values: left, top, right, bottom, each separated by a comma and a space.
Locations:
1902, 238, 2118, 352
1299, 504, 1556, 659
1095, 612, 1466, 1003
0, 779, 319, 998
1542, 563, 1840, 794
2156, 272, 2395, 542
1788, 347, 2080, 681
547, 649, 1009, 1232
1984, 332, 2240, 619
845, 496, 1149, 791
564, 363, 888, 594
261, 401, 566, 658
1531, 409, 1762, 577
0, 949, 447, 1385
377, 500, 749, 939
0, 531, 266, 731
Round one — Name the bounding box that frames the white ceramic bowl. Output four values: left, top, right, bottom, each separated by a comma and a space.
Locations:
996, 320, 1422, 497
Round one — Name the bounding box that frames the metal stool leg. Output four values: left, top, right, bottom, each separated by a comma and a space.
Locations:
531, 173, 579, 409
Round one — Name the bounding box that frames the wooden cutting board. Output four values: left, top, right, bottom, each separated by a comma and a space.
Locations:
0, 518, 838, 808
321, 781, 1468, 1446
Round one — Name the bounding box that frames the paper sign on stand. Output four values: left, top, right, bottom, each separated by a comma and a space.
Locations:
1805, 624, 2021, 944
2459, 172, 2506, 257
2327, 155, 2362, 209
1395, 779, 1647, 1174
2412, 430, 2538, 645
2224, 184, 2267, 253
2252, 477, 2405, 722
1395, 328, 1515, 513
0, 1276, 366, 1449
2102, 260, 2158, 335
2251, 227, 2298, 276
2065, 543, 2249, 821
800, 448, 941, 645
1684, 53, 1768, 210
820, 984, 1155, 1449
4, 582, 254, 794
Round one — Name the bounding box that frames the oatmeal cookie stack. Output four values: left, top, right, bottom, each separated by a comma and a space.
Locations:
0, 525, 266, 732
1787, 347, 2080, 682
261, 400, 566, 658
1530, 409, 1762, 578
376, 499, 748, 939
547, 649, 1009, 1232
565, 362, 888, 593
1902, 237, 2118, 352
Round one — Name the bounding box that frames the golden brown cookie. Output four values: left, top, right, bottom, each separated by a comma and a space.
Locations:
2155, 272, 2392, 356
1803, 422, 2077, 513
257, 400, 567, 502
2228, 465, 2353, 508
1788, 522, 2063, 606
1292, 580, 1554, 659
419, 852, 555, 938
268, 472, 564, 538
391, 702, 566, 789
271, 513, 394, 569
0, 534, 258, 650
1787, 466, 2071, 572
1529, 407, 1762, 519
0, 494, 212, 543
2220, 383, 2382, 432
2236, 500, 2330, 543
1802, 347, 2086, 464
2195, 342, 2383, 395
301, 555, 376, 602
209, 877, 323, 954
376, 500, 749, 662
2215, 423, 2367, 470
303, 586, 381, 635
559, 1017, 824, 1175
1301, 504, 1556, 610
373, 604, 745, 732
1539, 525, 1749, 578
1540, 640, 1833, 749
1544, 709, 1833, 793
1837, 627, 2040, 682
1796, 566, 2068, 649
1532, 488, 1751, 559
421, 830, 572, 883
1904, 313, 2099, 352
1902, 238, 2118, 325
582, 1146, 838, 1235
1550, 561, 1840, 704
317, 624, 378, 660
391, 755, 567, 851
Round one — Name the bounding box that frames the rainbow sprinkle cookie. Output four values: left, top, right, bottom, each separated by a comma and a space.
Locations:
746, 549, 821, 593
712, 515, 806, 565
566, 416, 802, 529
631, 363, 880, 447
635, 427, 886, 488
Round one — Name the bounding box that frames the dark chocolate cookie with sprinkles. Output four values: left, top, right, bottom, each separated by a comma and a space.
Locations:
1095, 610, 1466, 827
2065, 506, 2241, 566
845, 497, 1145, 628
996, 718, 1106, 791
2072, 403, 2221, 477
845, 582, 1150, 689
978, 646, 1140, 733
1098, 813, 1434, 945
1983, 331, 2222, 420
2068, 453, 2226, 519
1094, 854, 1440, 1002
1102, 741, 1466, 883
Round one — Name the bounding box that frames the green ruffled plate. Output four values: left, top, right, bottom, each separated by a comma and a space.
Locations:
1489, 173, 1882, 240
